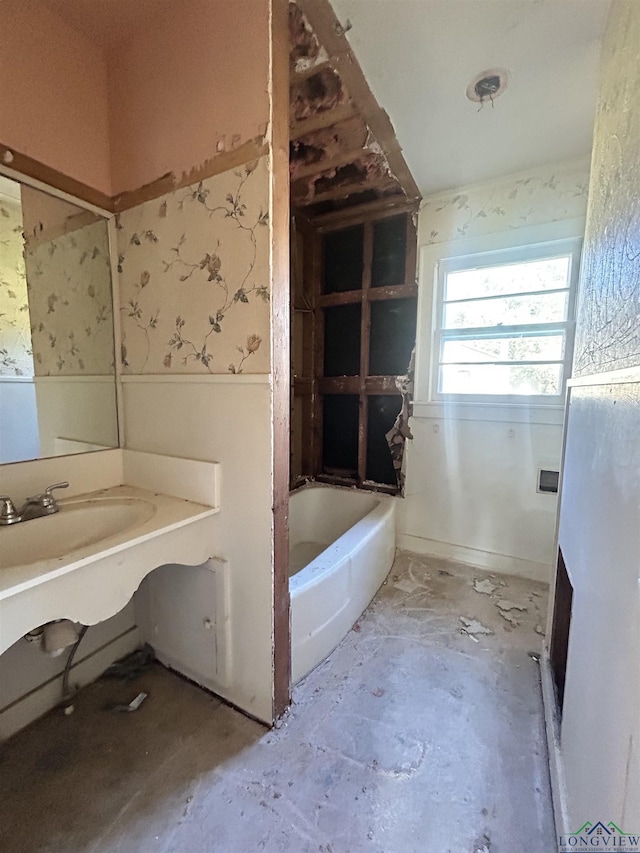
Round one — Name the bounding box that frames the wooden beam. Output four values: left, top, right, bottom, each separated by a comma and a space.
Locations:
290, 102, 358, 139
292, 147, 372, 182
271, 0, 291, 721
290, 59, 333, 84
294, 174, 397, 206
313, 195, 417, 229
297, 0, 421, 204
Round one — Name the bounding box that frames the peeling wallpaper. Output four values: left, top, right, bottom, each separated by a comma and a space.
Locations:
419, 159, 590, 246
574, 2, 640, 377
24, 220, 115, 376
117, 156, 270, 375
0, 198, 32, 377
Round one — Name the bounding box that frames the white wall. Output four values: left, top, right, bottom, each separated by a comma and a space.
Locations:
551, 1, 640, 832
558, 379, 640, 828
399, 160, 590, 581
123, 376, 275, 723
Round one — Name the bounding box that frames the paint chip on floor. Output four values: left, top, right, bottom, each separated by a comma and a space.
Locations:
394, 577, 423, 594
496, 599, 527, 612
459, 617, 494, 637
473, 578, 497, 595
498, 611, 520, 628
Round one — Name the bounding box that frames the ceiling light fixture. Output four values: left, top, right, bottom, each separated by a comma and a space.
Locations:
466, 68, 509, 109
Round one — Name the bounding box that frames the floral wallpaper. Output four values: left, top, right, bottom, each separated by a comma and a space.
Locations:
0, 197, 33, 377
24, 219, 115, 376
117, 156, 270, 375
573, 4, 640, 377
419, 159, 590, 246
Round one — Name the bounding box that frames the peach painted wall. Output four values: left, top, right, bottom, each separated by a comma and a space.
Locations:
0, 0, 112, 195
107, 0, 271, 195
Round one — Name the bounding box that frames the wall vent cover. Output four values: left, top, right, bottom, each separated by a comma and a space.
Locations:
538, 469, 559, 494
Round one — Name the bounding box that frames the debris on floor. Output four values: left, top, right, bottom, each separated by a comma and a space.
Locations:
496, 599, 528, 613
535, 624, 545, 636
473, 578, 497, 595
498, 611, 521, 628
102, 644, 155, 681
459, 617, 494, 639
104, 692, 148, 714
394, 576, 424, 594
0, 551, 554, 853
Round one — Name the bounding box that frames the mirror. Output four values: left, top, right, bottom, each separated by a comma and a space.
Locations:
0, 174, 118, 464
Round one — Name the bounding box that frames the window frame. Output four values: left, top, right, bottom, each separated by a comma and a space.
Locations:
430, 238, 582, 406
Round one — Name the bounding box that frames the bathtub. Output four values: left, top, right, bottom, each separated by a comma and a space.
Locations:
289, 483, 396, 683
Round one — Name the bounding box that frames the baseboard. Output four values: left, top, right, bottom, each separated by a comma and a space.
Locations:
540, 650, 569, 839
0, 627, 140, 742
396, 533, 550, 583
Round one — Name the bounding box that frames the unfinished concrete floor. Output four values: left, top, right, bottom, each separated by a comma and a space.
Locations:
0, 551, 555, 853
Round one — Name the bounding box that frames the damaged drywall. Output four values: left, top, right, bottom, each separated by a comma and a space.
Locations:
385, 348, 415, 492
288, 0, 412, 215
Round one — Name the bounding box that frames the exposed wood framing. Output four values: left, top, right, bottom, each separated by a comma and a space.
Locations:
313, 196, 418, 230
271, 0, 292, 721
289, 0, 420, 218
290, 103, 358, 140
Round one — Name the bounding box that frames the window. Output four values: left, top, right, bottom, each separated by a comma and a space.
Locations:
433, 240, 581, 404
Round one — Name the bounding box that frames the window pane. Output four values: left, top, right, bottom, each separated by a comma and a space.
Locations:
323, 225, 364, 294
443, 291, 569, 329
445, 256, 570, 302
441, 334, 564, 364
439, 363, 562, 396
371, 215, 407, 288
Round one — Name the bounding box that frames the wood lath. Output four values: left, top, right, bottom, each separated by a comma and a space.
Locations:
288, 0, 420, 218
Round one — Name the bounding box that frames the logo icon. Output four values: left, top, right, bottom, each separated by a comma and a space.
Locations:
559, 821, 640, 851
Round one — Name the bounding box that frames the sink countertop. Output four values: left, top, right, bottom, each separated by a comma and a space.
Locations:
0, 485, 218, 602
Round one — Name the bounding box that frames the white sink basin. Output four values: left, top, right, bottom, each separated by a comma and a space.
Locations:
0, 497, 156, 570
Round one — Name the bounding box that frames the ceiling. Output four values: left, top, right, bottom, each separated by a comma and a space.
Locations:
331, 0, 611, 195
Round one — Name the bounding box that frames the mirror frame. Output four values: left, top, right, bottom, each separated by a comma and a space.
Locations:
0, 163, 124, 464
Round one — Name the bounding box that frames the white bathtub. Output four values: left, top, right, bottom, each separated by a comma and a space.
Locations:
289, 483, 396, 683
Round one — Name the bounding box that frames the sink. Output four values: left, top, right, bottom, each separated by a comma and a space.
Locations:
0, 497, 156, 570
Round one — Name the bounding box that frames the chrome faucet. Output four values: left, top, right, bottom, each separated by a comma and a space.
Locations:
0, 482, 69, 525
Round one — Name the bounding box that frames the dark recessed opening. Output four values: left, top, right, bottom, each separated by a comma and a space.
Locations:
538, 469, 559, 494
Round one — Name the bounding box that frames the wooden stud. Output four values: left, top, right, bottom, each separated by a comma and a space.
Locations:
292, 147, 378, 182
271, 0, 291, 721
289, 59, 333, 84
313, 196, 418, 230
290, 103, 358, 139
312, 226, 325, 478
358, 222, 373, 484
294, 174, 397, 206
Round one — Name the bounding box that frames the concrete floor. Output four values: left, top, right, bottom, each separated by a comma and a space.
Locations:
0, 551, 555, 853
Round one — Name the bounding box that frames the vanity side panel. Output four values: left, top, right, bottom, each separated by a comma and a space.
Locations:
125, 378, 274, 723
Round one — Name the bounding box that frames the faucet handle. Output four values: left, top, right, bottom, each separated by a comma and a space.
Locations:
0, 496, 21, 525
25, 482, 69, 511
44, 482, 69, 498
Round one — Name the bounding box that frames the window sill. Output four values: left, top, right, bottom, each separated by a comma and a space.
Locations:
411, 400, 565, 425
